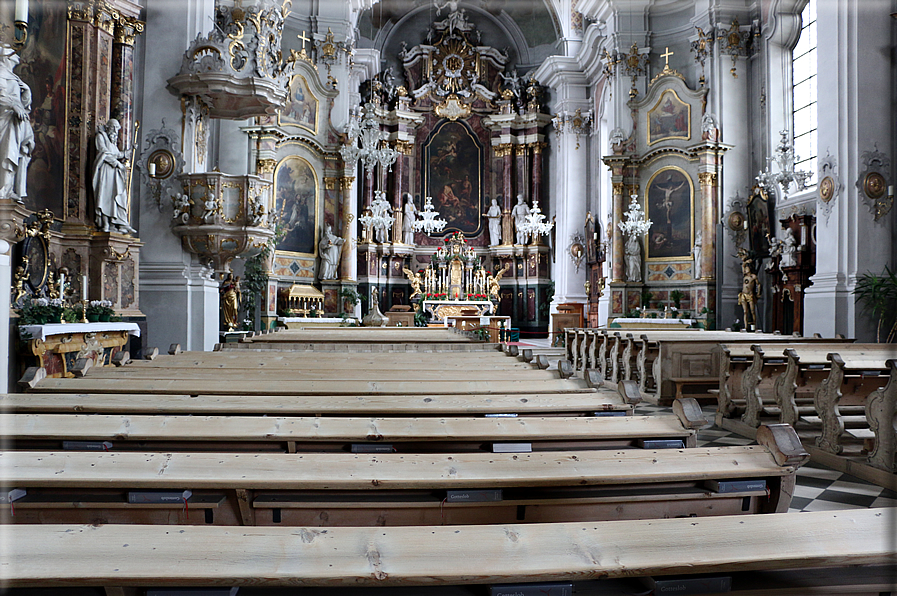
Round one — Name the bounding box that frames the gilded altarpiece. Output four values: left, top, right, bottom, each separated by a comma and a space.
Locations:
603, 65, 727, 325
353, 8, 553, 334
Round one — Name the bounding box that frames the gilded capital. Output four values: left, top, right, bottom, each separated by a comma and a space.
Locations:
339, 176, 356, 190
67, 0, 96, 22
114, 16, 145, 45
256, 158, 277, 175
612, 182, 625, 196
394, 140, 414, 156
93, 2, 119, 36
494, 143, 514, 158
698, 172, 717, 186
324, 177, 338, 190
528, 141, 548, 154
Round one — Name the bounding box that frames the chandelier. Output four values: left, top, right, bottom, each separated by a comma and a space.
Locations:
411, 196, 448, 235
358, 190, 395, 234
518, 199, 554, 241
756, 130, 813, 200
617, 194, 652, 237
339, 103, 398, 179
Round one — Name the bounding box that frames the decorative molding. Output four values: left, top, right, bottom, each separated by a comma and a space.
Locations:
612, 182, 625, 196
323, 177, 338, 190
817, 151, 841, 224
394, 140, 414, 155
721, 191, 748, 247
256, 158, 277, 175
339, 177, 355, 190
494, 143, 514, 158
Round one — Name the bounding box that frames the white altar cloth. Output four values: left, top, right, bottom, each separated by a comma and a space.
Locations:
18, 322, 141, 342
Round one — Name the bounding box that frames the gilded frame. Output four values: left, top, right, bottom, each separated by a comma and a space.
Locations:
274, 155, 320, 258
647, 89, 691, 146
278, 74, 319, 135
645, 166, 695, 261
422, 119, 484, 237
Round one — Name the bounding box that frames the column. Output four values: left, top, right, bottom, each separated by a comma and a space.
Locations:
341, 175, 357, 282
111, 15, 144, 149
531, 142, 545, 206
697, 171, 717, 280
611, 179, 624, 282
0, 239, 10, 392
499, 144, 514, 245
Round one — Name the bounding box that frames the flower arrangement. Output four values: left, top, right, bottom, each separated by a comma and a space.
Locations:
424, 292, 448, 300
466, 293, 489, 301
443, 231, 466, 244
86, 300, 115, 322
17, 297, 65, 325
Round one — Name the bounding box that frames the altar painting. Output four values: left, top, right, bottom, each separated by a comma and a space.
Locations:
646, 167, 693, 260
274, 156, 318, 256
648, 90, 690, 145
423, 120, 483, 236
279, 74, 318, 133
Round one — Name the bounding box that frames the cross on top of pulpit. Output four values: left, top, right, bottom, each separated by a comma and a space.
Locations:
297, 31, 311, 52
661, 47, 674, 67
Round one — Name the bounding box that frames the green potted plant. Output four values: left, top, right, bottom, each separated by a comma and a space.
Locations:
17, 297, 64, 325
86, 300, 115, 322
670, 289, 684, 309
339, 287, 364, 315
854, 266, 897, 342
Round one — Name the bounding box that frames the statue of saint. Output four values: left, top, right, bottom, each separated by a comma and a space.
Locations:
220, 273, 241, 332
625, 233, 642, 282
780, 228, 797, 268
485, 197, 502, 246
737, 253, 761, 330
693, 229, 703, 278
318, 222, 344, 280
0, 46, 34, 203
92, 119, 136, 234
402, 193, 417, 245
511, 194, 530, 245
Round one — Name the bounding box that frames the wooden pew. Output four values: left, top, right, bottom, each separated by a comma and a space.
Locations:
3, 406, 705, 453
0, 424, 809, 527
0, 391, 635, 416
4, 509, 893, 590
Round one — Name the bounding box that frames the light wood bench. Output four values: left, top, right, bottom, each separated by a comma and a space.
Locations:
3, 407, 704, 453
5, 508, 891, 589
0, 424, 808, 527
0, 392, 635, 416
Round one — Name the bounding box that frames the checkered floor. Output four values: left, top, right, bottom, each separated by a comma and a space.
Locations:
634, 402, 897, 512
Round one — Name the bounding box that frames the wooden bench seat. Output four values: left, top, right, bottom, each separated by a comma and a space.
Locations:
0, 392, 634, 416
3, 509, 891, 589
0, 424, 808, 527
669, 376, 718, 400
3, 409, 703, 452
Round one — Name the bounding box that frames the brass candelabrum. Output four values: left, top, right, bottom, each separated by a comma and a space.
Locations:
80, 300, 89, 324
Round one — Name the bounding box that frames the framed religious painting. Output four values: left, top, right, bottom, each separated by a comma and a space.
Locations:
423, 119, 484, 236
746, 185, 773, 258
645, 166, 694, 260
274, 156, 319, 256
647, 90, 691, 146
279, 74, 319, 134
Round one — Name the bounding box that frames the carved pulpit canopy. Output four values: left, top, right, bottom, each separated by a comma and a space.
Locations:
168, 0, 292, 119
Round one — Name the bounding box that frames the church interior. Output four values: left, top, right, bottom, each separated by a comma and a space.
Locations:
1, 0, 896, 593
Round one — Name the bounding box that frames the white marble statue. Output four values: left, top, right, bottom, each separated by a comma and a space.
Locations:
0, 46, 34, 203
402, 192, 417, 245
693, 229, 703, 278
485, 197, 502, 246
372, 199, 392, 244
511, 194, 530, 245
780, 227, 797, 268
92, 119, 136, 234
625, 233, 642, 283
319, 223, 345, 280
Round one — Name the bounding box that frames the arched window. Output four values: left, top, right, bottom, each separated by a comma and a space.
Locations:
792, 0, 817, 185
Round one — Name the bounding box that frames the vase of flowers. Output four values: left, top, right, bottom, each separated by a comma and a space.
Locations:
86, 300, 115, 322
17, 297, 65, 325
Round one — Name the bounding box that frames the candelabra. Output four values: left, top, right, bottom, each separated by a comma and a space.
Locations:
411, 196, 448, 235
617, 194, 653, 237
517, 199, 554, 243
552, 108, 593, 150
339, 103, 398, 179
358, 191, 395, 242
756, 131, 813, 200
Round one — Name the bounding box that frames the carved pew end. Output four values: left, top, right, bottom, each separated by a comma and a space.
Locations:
168, 344, 182, 356
585, 369, 603, 388
557, 359, 573, 379
213, 344, 222, 352
756, 423, 811, 467
111, 351, 131, 367
618, 379, 642, 405
673, 397, 710, 429
535, 355, 550, 370
71, 358, 93, 377
144, 347, 159, 361
18, 366, 46, 389
521, 349, 534, 363
505, 344, 519, 357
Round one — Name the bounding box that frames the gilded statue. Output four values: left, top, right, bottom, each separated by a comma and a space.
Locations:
220, 272, 241, 331
402, 267, 423, 299
486, 262, 511, 299
737, 250, 760, 330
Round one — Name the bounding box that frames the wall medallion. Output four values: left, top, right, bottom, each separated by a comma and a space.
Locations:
817, 151, 841, 223
857, 146, 891, 221
819, 176, 835, 202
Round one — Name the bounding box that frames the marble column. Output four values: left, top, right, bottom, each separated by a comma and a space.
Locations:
611, 179, 625, 282
340, 175, 357, 282
531, 142, 545, 206
0, 238, 10, 392
698, 171, 717, 280
111, 16, 143, 149
499, 144, 514, 245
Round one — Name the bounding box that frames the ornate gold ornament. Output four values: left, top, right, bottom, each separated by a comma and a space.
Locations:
494, 144, 514, 158
394, 140, 414, 155
114, 16, 144, 45
819, 175, 835, 203
698, 172, 717, 186
612, 182, 625, 196
256, 158, 276, 175
863, 171, 886, 200
434, 94, 472, 121
727, 211, 745, 232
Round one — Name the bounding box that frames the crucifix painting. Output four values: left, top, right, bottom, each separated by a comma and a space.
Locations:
646, 167, 694, 259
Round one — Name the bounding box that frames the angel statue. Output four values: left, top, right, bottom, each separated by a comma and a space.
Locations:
402, 267, 423, 300
486, 263, 511, 299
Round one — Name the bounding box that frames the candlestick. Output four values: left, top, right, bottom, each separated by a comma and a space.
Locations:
81, 274, 88, 301
80, 299, 89, 324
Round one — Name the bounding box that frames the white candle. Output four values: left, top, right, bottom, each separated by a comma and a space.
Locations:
58, 273, 65, 296
82, 274, 88, 301
800, 225, 807, 246
15, 0, 28, 23
148, 162, 157, 177
889, 186, 894, 197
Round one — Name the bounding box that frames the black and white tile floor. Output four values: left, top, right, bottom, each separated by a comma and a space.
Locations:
634, 402, 897, 513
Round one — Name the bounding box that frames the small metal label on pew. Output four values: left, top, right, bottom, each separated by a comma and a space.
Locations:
0, 488, 26, 504
704, 479, 766, 493
351, 444, 394, 453
128, 490, 193, 504
490, 583, 572, 596
639, 575, 731, 595
446, 489, 502, 502
493, 443, 532, 453
638, 439, 685, 449
594, 411, 627, 417
485, 413, 517, 418
63, 441, 113, 451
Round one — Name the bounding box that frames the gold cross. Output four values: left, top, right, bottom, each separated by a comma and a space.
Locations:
661, 47, 674, 67
297, 31, 311, 52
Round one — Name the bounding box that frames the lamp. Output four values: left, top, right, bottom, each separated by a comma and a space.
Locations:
517, 199, 554, 243
358, 190, 395, 241
756, 130, 813, 200
617, 194, 653, 237
411, 196, 447, 235
339, 103, 398, 180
